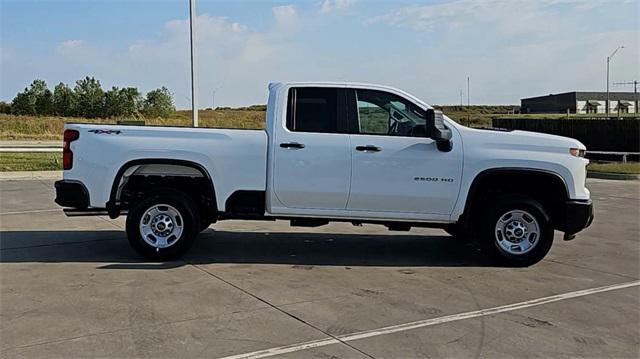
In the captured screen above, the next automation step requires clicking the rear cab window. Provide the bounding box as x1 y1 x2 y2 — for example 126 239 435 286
286 87 348 134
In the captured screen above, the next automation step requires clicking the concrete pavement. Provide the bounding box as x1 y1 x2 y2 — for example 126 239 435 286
1 178 638 358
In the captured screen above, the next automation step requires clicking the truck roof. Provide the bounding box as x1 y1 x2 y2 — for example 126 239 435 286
268 82 432 109
271 81 400 90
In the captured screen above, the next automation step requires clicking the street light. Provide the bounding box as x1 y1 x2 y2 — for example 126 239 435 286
189 0 198 127
606 45 624 116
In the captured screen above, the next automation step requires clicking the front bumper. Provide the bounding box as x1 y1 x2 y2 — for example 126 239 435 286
54 180 89 209
562 199 594 235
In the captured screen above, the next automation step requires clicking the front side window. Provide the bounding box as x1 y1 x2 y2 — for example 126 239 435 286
286 87 343 133
355 89 426 137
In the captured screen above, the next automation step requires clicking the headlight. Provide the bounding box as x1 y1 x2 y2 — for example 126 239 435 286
570 148 586 157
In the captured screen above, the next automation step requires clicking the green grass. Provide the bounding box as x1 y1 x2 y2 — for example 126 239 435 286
0 106 521 141
3 106 638 141
0 109 265 141
587 162 640 174
0 152 62 171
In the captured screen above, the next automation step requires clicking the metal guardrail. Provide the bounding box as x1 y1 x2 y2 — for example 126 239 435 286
586 151 639 163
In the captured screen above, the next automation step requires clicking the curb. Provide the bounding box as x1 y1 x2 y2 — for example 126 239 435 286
0 171 61 180
587 171 640 181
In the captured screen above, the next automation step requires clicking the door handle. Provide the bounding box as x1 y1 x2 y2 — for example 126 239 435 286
355 145 381 152
280 142 305 149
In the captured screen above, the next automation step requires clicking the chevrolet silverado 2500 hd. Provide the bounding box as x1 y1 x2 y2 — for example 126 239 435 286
54 82 593 266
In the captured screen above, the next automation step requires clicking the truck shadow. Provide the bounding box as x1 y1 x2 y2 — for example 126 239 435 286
0 229 495 267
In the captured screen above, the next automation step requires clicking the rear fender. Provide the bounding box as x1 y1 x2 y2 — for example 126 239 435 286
106 159 216 218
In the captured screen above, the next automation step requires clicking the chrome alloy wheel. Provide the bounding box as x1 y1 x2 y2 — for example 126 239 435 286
494 209 540 255
139 204 184 249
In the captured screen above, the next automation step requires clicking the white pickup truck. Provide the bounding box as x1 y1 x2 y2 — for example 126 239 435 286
55 82 593 266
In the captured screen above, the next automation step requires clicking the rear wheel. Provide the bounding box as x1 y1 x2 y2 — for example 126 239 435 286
481 195 554 267
126 189 200 260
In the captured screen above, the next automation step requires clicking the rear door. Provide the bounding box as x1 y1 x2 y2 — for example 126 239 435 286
271 87 352 210
346 88 463 216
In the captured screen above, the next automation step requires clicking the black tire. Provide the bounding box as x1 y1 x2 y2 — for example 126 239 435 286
126 188 200 261
480 195 554 267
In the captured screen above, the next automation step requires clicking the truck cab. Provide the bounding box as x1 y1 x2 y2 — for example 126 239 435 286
55 82 593 266
266 83 462 222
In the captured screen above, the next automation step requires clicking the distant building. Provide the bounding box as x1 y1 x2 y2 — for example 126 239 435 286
521 92 637 114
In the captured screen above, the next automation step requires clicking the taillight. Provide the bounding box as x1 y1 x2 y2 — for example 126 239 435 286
63 129 79 170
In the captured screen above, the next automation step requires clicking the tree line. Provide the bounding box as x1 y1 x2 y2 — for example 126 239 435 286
0 77 175 118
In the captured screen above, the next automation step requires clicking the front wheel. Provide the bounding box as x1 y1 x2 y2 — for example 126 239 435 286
481 195 554 267
126 189 200 261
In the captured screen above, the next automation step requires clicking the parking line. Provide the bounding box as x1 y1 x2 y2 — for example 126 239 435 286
218 280 640 359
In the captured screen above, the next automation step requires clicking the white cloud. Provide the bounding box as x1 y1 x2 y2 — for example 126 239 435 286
26 13 292 107
3 1 638 107
368 0 636 34
320 0 356 14
272 5 297 25
362 0 639 104
56 40 86 53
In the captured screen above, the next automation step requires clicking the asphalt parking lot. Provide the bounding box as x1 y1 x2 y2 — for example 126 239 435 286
1 177 639 358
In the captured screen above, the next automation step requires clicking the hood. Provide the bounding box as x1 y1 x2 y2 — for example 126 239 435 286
461 126 586 154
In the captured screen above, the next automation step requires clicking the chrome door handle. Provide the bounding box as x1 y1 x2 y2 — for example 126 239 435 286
280 142 305 149
355 145 381 152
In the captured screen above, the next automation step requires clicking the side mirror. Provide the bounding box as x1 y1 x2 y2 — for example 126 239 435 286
426 109 453 152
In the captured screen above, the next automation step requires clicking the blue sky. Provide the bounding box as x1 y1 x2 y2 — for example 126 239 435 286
1 0 638 108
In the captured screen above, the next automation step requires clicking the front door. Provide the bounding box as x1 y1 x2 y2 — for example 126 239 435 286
272 87 352 210
346 89 463 216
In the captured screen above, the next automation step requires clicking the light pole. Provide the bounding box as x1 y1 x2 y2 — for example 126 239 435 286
189 0 198 127
606 45 624 116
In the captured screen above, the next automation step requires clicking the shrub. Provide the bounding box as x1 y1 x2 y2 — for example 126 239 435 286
11 88 36 115
73 77 105 118
0 101 11 114
53 82 76 117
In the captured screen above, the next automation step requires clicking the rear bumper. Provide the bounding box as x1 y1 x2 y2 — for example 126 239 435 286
562 199 594 235
54 180 89 209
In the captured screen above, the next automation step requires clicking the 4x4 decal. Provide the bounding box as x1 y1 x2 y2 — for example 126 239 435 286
88 129 121 135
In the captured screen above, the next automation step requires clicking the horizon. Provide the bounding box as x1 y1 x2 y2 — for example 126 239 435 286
2 76 637 109
2 0 639 108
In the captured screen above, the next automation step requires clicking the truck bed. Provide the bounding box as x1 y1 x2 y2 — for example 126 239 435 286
63 123 268 210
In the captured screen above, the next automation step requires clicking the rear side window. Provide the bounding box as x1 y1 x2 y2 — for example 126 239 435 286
286 88 345 133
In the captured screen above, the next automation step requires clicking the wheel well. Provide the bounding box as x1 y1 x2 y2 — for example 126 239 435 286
461 169 569 230
225 190 265 215
108 160 217 222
